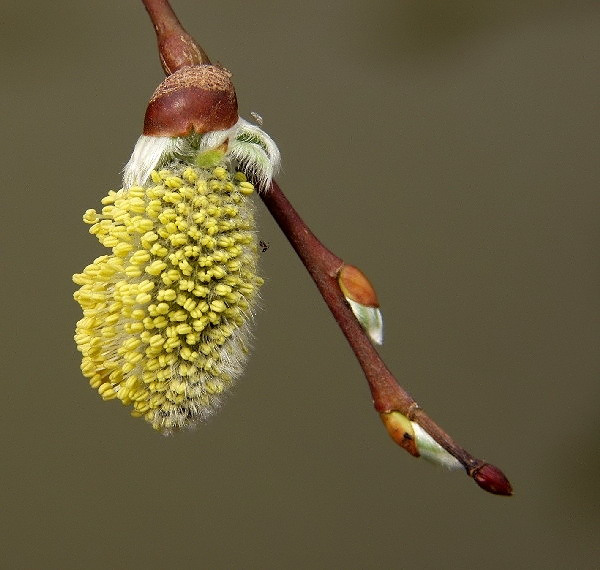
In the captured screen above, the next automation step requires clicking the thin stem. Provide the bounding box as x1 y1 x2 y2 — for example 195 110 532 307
138 0 512 496
262 183 484 472
142 0 211 73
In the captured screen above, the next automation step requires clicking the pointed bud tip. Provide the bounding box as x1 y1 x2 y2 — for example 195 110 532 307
472 463 513 496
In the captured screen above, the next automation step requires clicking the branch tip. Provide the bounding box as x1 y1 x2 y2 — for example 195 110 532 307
472 463 513 496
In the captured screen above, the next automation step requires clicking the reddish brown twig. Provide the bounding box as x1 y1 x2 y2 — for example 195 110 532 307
143 0 211 73
139 0 512 496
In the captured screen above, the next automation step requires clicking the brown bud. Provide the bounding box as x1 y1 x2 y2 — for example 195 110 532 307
472 463 513 496
338 264 379 307
143 65 238 137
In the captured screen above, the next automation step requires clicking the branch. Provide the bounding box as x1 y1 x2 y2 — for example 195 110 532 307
139 0 512 496
143 0 211 73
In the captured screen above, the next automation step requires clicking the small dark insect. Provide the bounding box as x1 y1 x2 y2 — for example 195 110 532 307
259 240 270 252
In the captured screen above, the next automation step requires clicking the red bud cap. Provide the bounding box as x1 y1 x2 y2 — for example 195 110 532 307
472 463 513 496
143 65 238 137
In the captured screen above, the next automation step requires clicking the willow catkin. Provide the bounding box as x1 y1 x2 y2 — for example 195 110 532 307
73 155 262 433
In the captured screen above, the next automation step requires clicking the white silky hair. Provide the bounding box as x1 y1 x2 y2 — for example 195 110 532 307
122 117 281 191
222 118 281 191
411 422 463 470
346 299 383 345
123 135 183 189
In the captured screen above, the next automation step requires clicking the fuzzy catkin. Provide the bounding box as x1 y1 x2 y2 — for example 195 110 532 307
73 159 263 433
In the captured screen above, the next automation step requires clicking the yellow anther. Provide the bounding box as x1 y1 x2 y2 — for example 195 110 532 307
98 383 117 400
130 250 151 265
128 197 146 213
135 403 150 414
149 334 165 348
164 337 180 350
225 292 240 304
108 367 122 381
145 260 167 276
169 309 188 322
192 317 208 332
176 203 190 216
141 231 158 247
161 269 180 285
135 218 154 233
178 259 193 276
86 373 102 388
186 332 199 345
210 300 227 312
73 160 265 432
101 191 118 204
163 289 178 301
165 176 183 189
124 265 143 278
83 209 98 224
154 302 169 315
192 285 209 297
214 284 232 296
113 242 133 257
169 233 188 247
238 181 255 195
72 273 92 286
150 243 168 257
125 351 144 365
135 293 152 305
211 266 227 279
165 325 178 338
175 323 192 335
182 167 198 182
213 166 228 180
138 280 154 293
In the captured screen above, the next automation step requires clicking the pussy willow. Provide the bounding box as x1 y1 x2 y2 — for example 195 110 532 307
73 121 280 433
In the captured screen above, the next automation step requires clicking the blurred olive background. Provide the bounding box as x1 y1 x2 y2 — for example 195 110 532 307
1 1 598 568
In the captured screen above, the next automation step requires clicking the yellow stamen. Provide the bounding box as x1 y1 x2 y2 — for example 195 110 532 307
73 163 262 433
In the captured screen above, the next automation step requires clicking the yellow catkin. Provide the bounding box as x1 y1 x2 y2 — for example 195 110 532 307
73 163 262 433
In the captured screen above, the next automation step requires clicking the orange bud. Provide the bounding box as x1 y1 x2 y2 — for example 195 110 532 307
380 411 420 457
338 264 379 307
339 264 383 344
